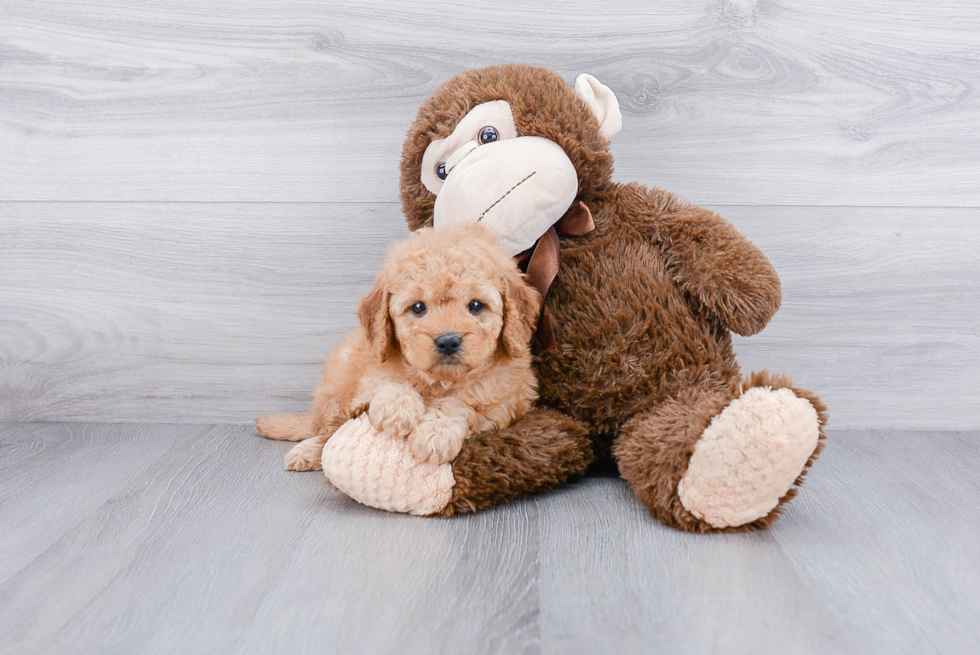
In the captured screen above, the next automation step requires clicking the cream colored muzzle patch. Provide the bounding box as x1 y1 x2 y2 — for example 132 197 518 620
321 415 455 516
433 136 578 256
678 387 820 528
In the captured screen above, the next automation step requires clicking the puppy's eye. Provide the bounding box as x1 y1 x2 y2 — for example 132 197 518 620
478 126 498 145
467 300 484 314
435 162 448 180
410 301 427 316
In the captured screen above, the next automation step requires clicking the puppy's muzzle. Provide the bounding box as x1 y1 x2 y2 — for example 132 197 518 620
434 333 462 358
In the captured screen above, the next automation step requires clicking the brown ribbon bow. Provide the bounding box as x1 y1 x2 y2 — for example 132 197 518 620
514 200 595 351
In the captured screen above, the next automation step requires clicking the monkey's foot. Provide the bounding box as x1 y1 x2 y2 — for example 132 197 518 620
322 416 455 516
677 387 821 528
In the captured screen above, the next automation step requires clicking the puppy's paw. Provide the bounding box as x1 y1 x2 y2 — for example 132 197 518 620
408 412 468 465
368 386 425 439
284 442 323 472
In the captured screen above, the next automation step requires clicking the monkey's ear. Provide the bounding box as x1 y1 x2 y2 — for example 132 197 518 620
357 282 395 361
575 73 623 140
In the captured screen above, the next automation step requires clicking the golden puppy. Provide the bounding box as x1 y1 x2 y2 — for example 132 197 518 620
256 224 541 472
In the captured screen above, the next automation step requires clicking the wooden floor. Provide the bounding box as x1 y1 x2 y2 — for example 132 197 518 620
1 424 977 654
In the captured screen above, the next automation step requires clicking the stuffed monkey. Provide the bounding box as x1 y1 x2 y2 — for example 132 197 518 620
393 64 827 532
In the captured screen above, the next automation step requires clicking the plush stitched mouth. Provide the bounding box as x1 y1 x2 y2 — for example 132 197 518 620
478 171 537 222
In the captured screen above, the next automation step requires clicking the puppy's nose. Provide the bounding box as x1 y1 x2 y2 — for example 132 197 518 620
434 333 462 356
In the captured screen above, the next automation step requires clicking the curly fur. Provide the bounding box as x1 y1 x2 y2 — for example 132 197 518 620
256 224 541 473
434 407 594 517
398 64 827 530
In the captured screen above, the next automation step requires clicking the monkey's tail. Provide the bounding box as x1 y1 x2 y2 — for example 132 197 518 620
255 412 314 442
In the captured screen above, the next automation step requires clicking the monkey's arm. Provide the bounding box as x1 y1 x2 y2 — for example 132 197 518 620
626 184 782 336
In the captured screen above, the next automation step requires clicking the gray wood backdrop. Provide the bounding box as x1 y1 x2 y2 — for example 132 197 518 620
1 0 978 429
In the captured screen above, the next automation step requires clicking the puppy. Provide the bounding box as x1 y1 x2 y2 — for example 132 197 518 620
256 224 541 472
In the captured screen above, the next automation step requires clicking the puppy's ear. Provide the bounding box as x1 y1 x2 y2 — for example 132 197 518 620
501 269 541 358
357 280 395 361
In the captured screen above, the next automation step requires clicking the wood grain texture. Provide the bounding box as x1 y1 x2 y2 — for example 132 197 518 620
0 202 409 423
2 203 977 428
772 430 980 654
2 0 979 205
725 205 980 431
537 429 980 655
538 481 860 655
0 422 211 581
0 423 539 655
1 424 978 654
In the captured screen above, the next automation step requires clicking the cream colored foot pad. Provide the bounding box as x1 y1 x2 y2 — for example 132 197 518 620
321 415 454 516
678 388 820 528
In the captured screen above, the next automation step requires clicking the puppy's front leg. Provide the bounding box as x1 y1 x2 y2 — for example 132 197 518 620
409 398 474 465
366 382 425 439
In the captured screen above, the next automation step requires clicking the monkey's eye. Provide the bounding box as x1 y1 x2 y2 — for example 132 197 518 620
478 126 499 145
467 300 484 314
410 301 427 316
435 162 448 181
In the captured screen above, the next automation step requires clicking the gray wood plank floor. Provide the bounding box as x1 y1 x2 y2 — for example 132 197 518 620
2 424 978 655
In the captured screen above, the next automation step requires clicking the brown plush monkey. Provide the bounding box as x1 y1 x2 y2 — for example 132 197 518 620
397 64 827 532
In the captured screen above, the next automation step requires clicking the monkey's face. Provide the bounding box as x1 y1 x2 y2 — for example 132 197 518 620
420 101 579 256
407 68 622 256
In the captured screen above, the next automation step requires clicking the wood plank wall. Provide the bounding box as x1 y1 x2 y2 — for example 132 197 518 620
2 0 978 428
